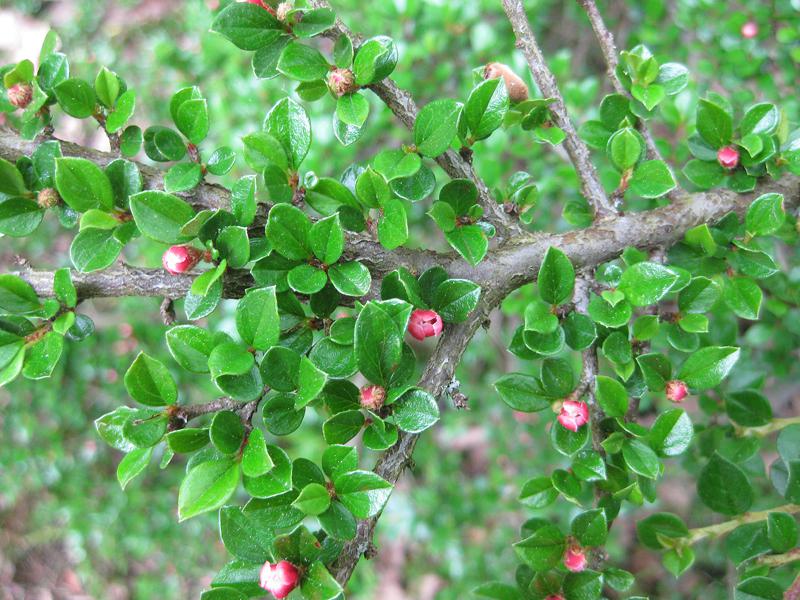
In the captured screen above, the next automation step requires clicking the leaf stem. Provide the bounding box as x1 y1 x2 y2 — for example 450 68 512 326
686 504 800 544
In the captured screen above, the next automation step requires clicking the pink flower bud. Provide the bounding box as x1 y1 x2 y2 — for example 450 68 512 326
7 83 33 110
408 309 444 341
241 0 267 6
665 379 689 403
741 21 758 39
360 384 386 411
162 245 203 275
545 596 565 600
259 560 300 599
557 400 589 432
327 68 357 97
717 146 739 169
276 1 293 21
564 545 587 572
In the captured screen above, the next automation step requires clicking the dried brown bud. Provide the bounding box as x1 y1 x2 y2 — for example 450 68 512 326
483 62 529 103
36 188 60 209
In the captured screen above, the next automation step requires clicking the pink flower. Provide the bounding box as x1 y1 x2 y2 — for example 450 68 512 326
162 245 203 275
557 400 589 432
408 309 444 341
360 384 386 411
665 380 689 403
7 83 33 110
741 21 758 39
259 560 300 599
545 596 565 600
717 146 739 169
564 546 587 572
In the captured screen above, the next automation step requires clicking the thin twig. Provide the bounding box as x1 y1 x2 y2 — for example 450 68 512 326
501 0 616 218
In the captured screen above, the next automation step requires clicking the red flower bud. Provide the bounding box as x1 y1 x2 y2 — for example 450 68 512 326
408 309 444 341
741 21 758 39
717 146 739 169
7 83 33 110
564 545 587 572
162 245 203 275
545 596 565 600
259 560 300 599
557 400 589 432
665 380 689 403
360 384 386 411
327 68 357 97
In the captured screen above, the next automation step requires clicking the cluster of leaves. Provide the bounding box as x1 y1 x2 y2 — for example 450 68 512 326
482 190 799 596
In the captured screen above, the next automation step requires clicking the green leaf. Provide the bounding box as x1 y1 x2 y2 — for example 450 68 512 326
595 375 629 418
94 66 119 108
377 198 408 250
329 261 371 297
352 36 397 85
767 512 798 553
618 262 677 306
167 428 210 453
310 214 344 265
636 512 689 549
117 447 152 490
514 524 565 571
264 97 311 170
218 506 273 564
106 90 135 133
322 410 364 444
571 509 608 547
336 92 369 128
265 203 311 261
648 409 693 457
724 278 762 320
678 346 740 390
445 225 488 266
175 98 209 144
0 157 27 196
69 227 122 272
54 78 96 118
629 160 676 198
211 2 282 51
493 373 551 412
432 279 480 323
414 98 461 158
210 411 246 455
164 163 203 193
300 561 343 600
292 483 331 516
622 438 660 479
696 98 732 148
745 193 784 237
726 390 772 427
236 287 279 351
683 158 725 189
333 470 392 519
735 577 784 600
124 352 177 407
241 428 274 478
464 78 509 141
538 247 575 305
178 458 240 521
143 126 186 162
277 41 330 82
0 198 44 237
392 388 439 433
740 103 780 136
129 190 194 243
55 157 114 212
608 128 642 170
698 452 754 515
354 302 403 385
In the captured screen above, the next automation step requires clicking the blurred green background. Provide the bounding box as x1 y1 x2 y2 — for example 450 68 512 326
1 1 799 598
